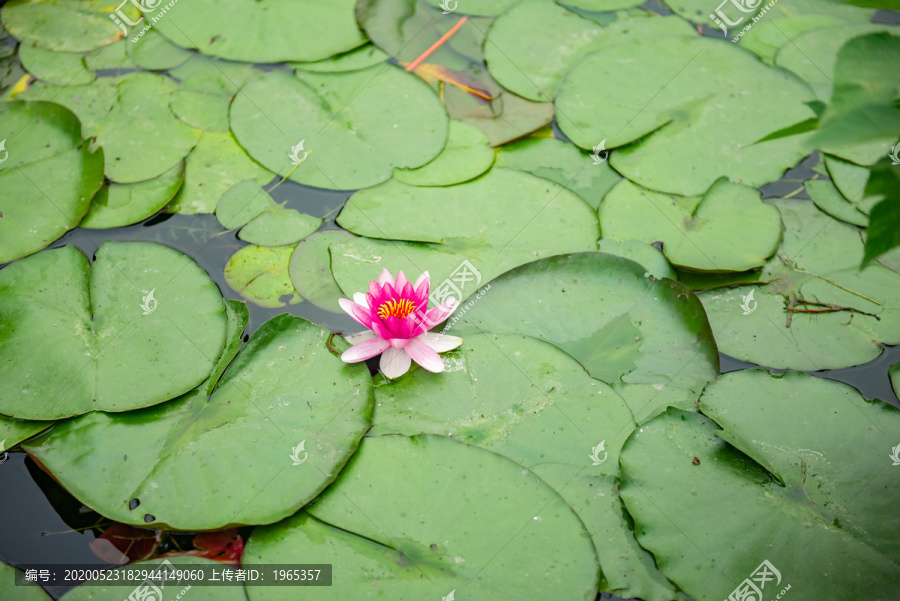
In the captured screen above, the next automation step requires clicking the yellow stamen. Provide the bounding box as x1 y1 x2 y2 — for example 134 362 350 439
377 298 416 320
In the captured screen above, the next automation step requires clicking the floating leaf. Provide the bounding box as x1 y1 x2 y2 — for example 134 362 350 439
24 314 373 530
393 120 495 186
0 561 51 601
620 371 900 601
290 43 389 73
0 415 52 452
22 73 201 183
205 299 249 396
230 67 448 190
369 333 682 601
1 0 129 53
0 100 104 263
246 434 599 600
599 179 783 272
805 179 869 226
0 242 227 419
453 252 718 423
126 29 192 70
145 0 366 63
288 228 359 313
224 245 302 308
80 162 184 229
18 43 95 85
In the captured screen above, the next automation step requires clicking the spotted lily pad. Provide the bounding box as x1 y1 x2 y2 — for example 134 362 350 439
453 252 719 423
230 66 448 190
620 371 900 601
0 100 104 263
145 0 367 63
245 433 600 600
599 179 783 272
23 314 373 530
1 0 131 53
369 333 683 601
21 72 202 183
224 245 302 308
0 242 227 420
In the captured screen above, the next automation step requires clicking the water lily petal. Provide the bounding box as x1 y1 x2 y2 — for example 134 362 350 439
353 292 369 308
424 298 458 327
343 330 377 345
341 336 390 363
339 298 375 329
421 332 464 353
370 320 394 342
406 337 444 373
395 270 410 293
388 338 411 349
380 346 411 379
414 271 430 305
377 268 395 286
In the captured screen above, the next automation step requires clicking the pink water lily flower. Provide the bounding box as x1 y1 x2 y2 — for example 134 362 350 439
339 269 463 379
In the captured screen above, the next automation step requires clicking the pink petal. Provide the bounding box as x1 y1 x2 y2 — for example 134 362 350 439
406 338 444 373
339 298 375 329
370 321 394 342
421 332 463 353
343 330 377 345
414 272 430 305
353 292 369 308
424 298 458 327
388 338 410 349
395 270 410 292
378 269 395 286
414 271 430 289
341 337 390 363
380 346 411 379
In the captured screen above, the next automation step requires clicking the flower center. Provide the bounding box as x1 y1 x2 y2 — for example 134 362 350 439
377 298 416 320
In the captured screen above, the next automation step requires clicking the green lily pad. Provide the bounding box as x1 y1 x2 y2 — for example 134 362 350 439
698 199 900 369
620 371 900 601
246 433 599 600
459 92 555 146
1 0 130 53
0 561 51 601
290 43 389 73
166 132 273 214
494 136 621 210
216 180 322 247
596 239 677 280
485 2 693 102
230 66 448 190
369 333 683 601
1 416 52 451
805 179 869 226
0 242 227 420
453 252 719 423
562 0 644 9
84 40 136 70
206 299 249 396
338 167 597 246
224 245 302 308
555 36 817 195
0 100 104 263
18 43 95 85
126 28 192 70
21 72 202 183
393 120 494 186
24 314 373 530
169 89 230 132
599 179 783 272
80 162 184 229
60 558 247 601
169 56 263 133
824 154 875 211
288 229 359 313
145 0 366 63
